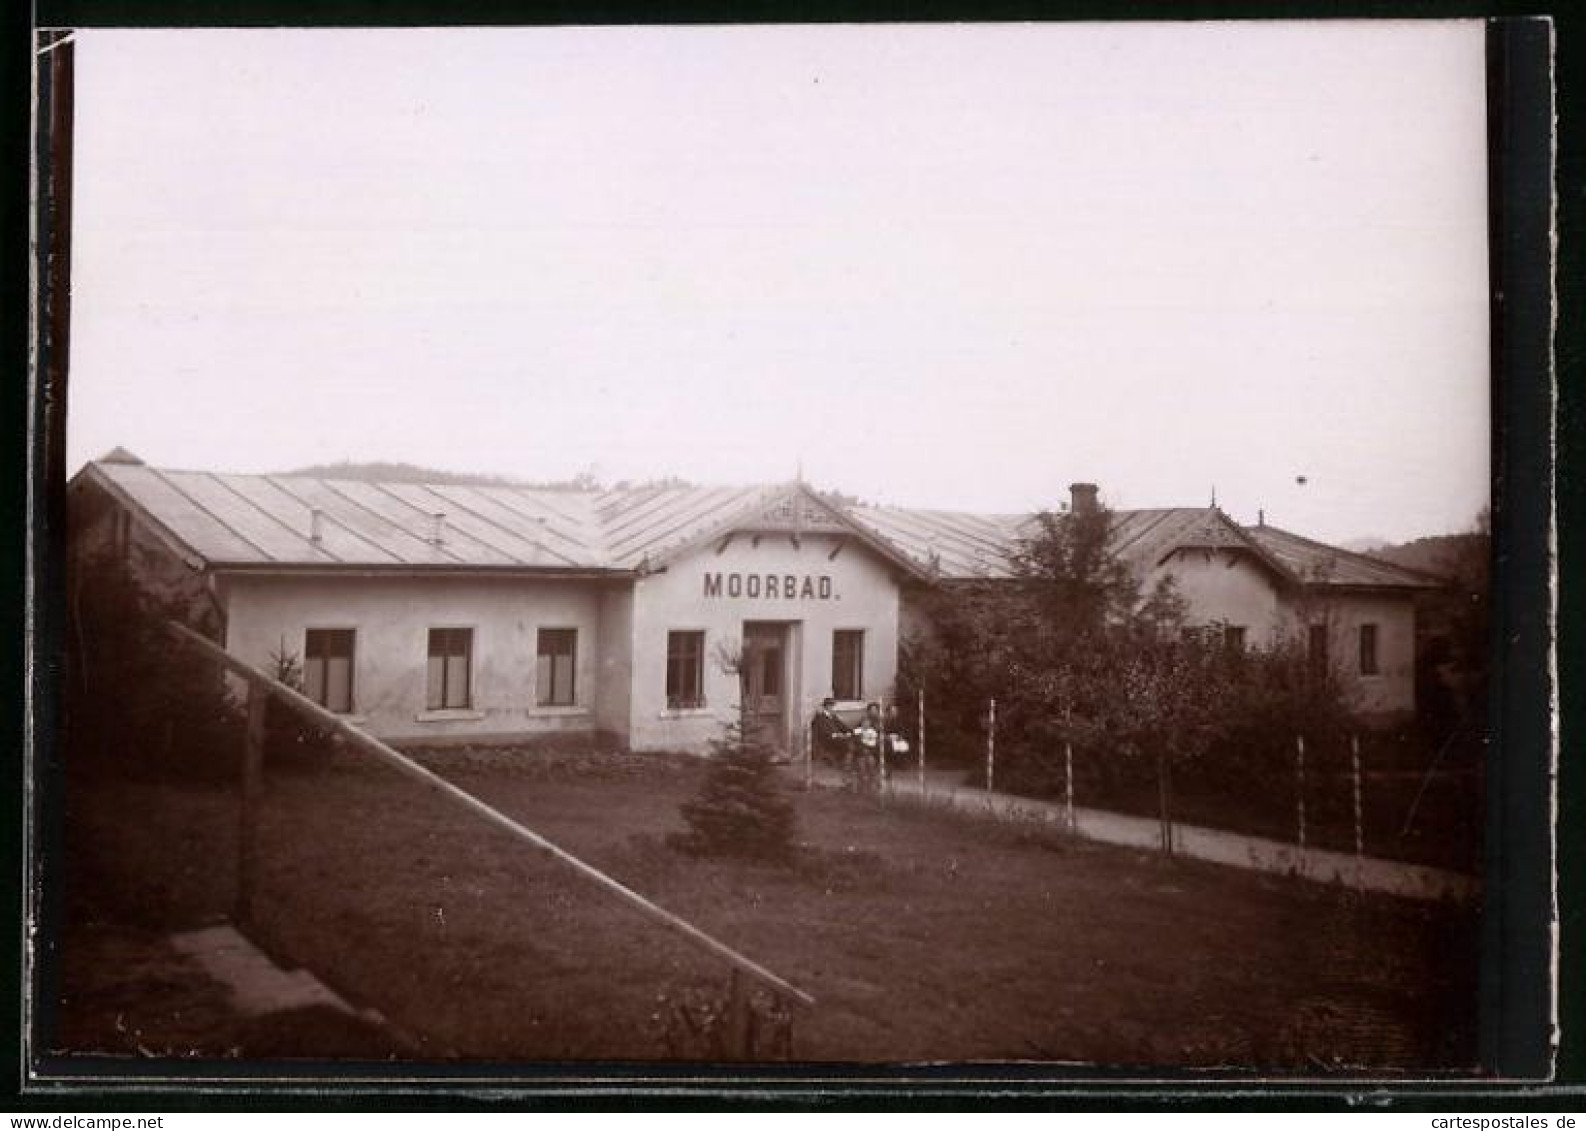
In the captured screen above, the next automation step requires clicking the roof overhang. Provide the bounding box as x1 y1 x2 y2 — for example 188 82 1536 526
210 563 637 582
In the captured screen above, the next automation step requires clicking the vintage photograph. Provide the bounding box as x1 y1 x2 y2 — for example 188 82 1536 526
43 21 1496 1071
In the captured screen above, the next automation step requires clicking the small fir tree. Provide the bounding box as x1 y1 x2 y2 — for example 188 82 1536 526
671 642 798 862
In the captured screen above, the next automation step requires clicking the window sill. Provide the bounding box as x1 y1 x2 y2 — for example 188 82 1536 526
528 705 589 718
657 707 714 720
416 708 486 723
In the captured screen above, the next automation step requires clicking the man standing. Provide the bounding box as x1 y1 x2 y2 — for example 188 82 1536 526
811 697 852 773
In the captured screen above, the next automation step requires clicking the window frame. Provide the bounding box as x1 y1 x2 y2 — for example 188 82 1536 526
832 628 865 701
1358 622 1380 676
426 626 475 711
666 629 707 710
303 626 357 714
536 627 579 707
1308 623 1330 674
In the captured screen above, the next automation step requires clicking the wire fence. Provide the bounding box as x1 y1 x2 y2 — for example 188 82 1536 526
815 691 1482 876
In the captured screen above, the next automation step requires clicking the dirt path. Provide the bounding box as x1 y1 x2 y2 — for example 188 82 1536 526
805 765 1478 902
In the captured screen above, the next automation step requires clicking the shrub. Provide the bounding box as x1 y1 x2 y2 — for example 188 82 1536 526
63 549 242 783
671 718 798 863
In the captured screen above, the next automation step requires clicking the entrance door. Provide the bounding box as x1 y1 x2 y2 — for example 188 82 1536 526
741 622 789 754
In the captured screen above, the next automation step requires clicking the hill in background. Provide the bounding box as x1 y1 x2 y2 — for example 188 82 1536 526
1367 532 1486 580
279 461 606 493
278 461 869 505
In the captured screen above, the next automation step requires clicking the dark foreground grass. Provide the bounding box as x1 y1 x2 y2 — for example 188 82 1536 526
55 746 1480 1070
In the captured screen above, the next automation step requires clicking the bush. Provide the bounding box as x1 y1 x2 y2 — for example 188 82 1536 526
671 719 798 863
63 550 242 783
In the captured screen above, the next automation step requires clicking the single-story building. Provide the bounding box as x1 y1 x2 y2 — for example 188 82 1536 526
67 450 1440 755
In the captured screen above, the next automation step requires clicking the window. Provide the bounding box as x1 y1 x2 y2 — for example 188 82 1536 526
1308 624 1329 674
426 627 473 710
1359 623 1380 675
304 629 355 713
667 631 705 709
537 628 577 706
1223 624 1247 653
832 630 864 700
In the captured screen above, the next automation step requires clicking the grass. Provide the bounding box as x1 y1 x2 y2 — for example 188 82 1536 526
55 744 1481 1069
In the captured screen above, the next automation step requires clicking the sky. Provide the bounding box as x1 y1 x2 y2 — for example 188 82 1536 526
65 22 1492 545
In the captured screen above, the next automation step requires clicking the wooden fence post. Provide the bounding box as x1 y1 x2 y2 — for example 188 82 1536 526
917 689 926 794
1064 741 1076 832
1295 734 1308 855
804 697 814 792
986 698 997 795
1157 750 1174 855
1351 732 1365 882
237 682 267 925
878 699 890 799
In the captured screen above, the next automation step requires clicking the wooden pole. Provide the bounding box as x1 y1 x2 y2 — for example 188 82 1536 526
1351 732 1365 877
804 697 814 792
1064 741 1075 832
236 682 266 926
1295 734 1308 854
986 697 997 794
1157 750 1173 855
166 621 816 1009
916 689 926 794
878 698 890 797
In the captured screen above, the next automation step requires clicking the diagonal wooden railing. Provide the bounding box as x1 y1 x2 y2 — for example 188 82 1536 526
165 620 816 1030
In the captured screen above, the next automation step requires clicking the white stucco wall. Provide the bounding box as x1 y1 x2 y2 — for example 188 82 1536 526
1148 550 1416 714
1146 548 1285 647
222 573 608 742
626 532 903 754
1282 590 1418 715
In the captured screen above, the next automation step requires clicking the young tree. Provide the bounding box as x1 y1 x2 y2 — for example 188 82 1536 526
672 642 798 862
1010 503 1140 643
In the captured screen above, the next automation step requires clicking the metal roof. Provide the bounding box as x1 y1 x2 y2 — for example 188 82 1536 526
80 461 929 579
1241 524 1444 589
79 458 1438 591
849 503 1439 591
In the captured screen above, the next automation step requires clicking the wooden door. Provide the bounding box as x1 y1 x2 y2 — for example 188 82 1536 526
741 622 788 753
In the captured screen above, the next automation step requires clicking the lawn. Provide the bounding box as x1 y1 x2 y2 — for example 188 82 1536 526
54 744 1481 1070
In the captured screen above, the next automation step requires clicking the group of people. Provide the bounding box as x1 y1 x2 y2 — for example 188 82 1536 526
810 698 910 793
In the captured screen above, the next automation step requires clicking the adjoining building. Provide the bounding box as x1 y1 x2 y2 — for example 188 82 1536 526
67 452 1441 756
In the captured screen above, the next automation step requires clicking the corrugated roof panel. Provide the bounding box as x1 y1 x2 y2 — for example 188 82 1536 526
216 474 403 564
163 471 334 564
606 485 771 565
426 486 599 567
850 506 1022 579
371 482 531 566
282 478 468 566
1242 526 1438 588
96 463 266 563
393 484 578 567
494 489 605 550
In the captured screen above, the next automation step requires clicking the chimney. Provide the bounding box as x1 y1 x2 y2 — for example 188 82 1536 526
309 508 325 544
429 512 447 545
1069 482 1099 515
